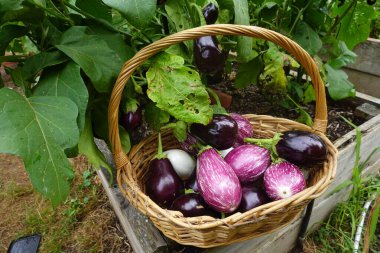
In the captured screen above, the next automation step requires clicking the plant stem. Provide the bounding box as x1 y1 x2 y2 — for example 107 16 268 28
0 55 28 63
206 88 222 108
29 0 74 25
289 0 313 35
326 0 357 36
156 132 165 159
63 1 133 38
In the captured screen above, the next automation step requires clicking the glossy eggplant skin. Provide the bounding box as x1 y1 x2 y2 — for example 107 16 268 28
145 158 184 208
170 193 219 217
190 114 238 150
121 107 142 131
194 36 226 75
276 130 327 167
202 2 218 25
237 186 270 213
184 170 198 192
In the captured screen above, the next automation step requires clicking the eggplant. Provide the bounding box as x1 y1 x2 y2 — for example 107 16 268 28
194 36 226 75
202 2 218 25
121 107 142 131
197 148 242 213
190 114 238 150
145 158 184 208
237 186 270 213
180 133 199 156
225 144 271 182
264 161 306 200
170 193 219 217
163 149 195 180
367 0 376 5
276 130 327 167
229 113 254 147
185 170 198 192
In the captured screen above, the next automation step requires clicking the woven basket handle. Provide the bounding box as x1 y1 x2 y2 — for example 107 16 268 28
108 24 328 167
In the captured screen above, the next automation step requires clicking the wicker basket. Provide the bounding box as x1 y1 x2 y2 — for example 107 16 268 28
108 24 338 248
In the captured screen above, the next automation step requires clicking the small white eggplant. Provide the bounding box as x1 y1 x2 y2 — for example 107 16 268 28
163 149 196 180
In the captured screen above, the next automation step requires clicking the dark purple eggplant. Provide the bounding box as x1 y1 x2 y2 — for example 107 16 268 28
185 170 198 192
170 193 219 217
121 107 142 131
237 186 270 212
190 114 238 150
276 130 327 167
367 0 376 5
194 36 227 75
202 2 218 25
145 158 184 208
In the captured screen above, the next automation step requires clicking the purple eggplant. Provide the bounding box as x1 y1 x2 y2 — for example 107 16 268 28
170 193 219 217
180 134 199 156
237 186 270 213
121 107 142 131
264 161 306 201
185 170 198 192
229 113 254 147
145 158 184 208
276 130 327 167
225 144 271 182
190 114 238 150
197 148 242 213
194 36 227 75
202 2 218 25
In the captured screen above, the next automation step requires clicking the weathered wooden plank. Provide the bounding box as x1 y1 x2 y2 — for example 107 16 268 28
95 139 168 253
346 38 380 77
344 68 380 98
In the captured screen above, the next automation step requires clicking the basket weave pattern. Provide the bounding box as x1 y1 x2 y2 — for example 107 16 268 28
108 25 338 248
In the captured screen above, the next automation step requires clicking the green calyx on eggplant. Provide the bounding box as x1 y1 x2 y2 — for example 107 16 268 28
190 114 238 150
245 130 327 167
202 2 218 25
194 36 227 76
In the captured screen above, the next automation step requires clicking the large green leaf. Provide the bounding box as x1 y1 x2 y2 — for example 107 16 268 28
76 0 112 22
0 88 79 205
33 62 89 132
328 41 357 69
1 5 45 24
293 21 322 56
232 0 253 63
259 46 287 91
146 53 212 125
55 26 123 93
325 64 356 100
78 114 112 172
0 25 28 56
102 0 156 28
144 102 170 131
23 51 69 77
0 0 23 13
332 2 377 50
235 57 263 88
165 0 194 52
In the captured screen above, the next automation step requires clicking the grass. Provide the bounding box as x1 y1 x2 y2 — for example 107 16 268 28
304 118 380 253
0 154 132 253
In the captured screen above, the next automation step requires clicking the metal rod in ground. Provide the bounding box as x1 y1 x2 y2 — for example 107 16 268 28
294 199 315 252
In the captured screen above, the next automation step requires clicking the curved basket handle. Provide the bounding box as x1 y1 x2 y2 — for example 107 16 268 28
108 24 328 167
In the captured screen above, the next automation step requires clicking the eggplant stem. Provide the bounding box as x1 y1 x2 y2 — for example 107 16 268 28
155 132 166 159
245 133 282 162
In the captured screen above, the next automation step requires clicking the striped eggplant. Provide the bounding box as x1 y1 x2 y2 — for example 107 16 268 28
229 113 253 147
264 161 306 200
224 144 271 182
197 148 242 213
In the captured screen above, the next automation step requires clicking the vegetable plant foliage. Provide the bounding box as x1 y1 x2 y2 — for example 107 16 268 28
0 0 378 205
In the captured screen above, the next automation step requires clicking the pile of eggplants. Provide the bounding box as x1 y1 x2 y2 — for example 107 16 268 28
144 112 328 218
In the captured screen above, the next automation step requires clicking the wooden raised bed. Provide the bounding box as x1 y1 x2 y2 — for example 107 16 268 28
95 91 380 253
